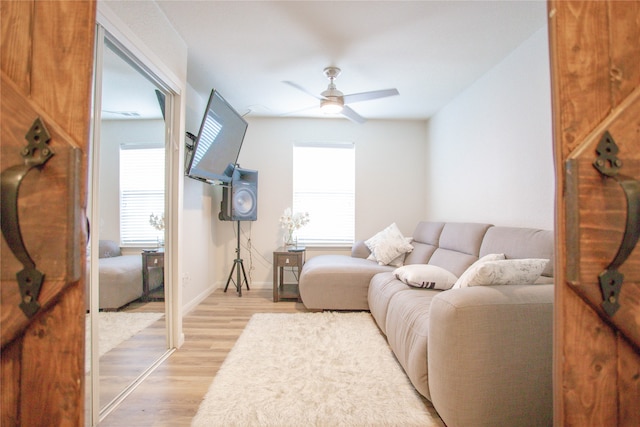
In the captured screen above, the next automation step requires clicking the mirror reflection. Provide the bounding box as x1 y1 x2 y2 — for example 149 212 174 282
86 35 169 421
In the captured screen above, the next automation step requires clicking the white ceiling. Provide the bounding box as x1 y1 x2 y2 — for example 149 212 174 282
105 1 548 122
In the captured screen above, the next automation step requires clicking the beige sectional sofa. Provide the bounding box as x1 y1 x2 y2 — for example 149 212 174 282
298 221 554 427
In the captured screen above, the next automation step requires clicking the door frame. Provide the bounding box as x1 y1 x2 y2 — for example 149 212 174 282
87 4 185 424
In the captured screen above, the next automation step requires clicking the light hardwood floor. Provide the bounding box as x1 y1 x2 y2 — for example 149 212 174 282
99 288 308 426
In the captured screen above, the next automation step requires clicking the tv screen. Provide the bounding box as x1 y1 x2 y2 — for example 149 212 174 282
185 89 248 184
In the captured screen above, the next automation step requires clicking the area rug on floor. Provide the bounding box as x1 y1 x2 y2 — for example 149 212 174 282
86 312 165 358
192 312 443 427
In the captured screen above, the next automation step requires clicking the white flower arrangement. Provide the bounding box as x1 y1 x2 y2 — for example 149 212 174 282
149 213 165 231
279 207 310 245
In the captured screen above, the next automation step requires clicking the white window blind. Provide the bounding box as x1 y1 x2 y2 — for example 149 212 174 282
119 145 165 246
293 142 355 246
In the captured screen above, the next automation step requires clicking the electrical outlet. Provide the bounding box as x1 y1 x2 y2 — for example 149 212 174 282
182 272 190 287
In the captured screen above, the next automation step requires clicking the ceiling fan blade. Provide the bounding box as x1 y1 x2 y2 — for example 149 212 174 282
343 88 399 104
279 104 318 116
341 106 366 124
283 81 324 100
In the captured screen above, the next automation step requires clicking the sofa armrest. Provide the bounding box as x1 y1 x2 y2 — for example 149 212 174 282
427 284 553 427
351 240 371 259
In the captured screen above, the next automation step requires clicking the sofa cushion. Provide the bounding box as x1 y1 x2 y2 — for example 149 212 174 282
438 222 492 255
365 223 414 266
455 258 549 287
428 285 554 427
411 221 445 246
403 222 445 265
384 288 441 400
403 243 437 265
299 255 393 310
480 227 554 277
394 265 457 290
427 223 493 276
368 272 410 336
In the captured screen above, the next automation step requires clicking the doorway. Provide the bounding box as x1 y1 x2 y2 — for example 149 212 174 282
86 25 174 425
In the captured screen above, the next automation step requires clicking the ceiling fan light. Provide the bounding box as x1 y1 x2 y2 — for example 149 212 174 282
320 98 344 114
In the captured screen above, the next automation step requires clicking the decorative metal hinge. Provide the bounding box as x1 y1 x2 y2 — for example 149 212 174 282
593 131 640 317
0 117 54 318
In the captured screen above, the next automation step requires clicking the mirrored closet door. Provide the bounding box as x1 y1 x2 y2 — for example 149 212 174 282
87 26 173 425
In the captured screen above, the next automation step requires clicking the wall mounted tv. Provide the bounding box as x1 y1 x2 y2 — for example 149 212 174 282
185 89 248 184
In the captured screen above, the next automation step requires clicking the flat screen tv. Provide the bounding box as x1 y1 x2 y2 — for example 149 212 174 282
185 89 248 184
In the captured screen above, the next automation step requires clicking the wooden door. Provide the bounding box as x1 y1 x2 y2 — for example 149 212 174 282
1 1 96 425
549 1 640 425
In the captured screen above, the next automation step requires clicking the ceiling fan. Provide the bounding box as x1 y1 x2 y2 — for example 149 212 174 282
283 67 399 124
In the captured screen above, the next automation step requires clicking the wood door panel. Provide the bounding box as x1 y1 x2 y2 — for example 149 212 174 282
30 1 95 149
0 0 32 94
562 289 618 427
550 1 640 424
0 339 21 426
1 74 84 348
610 1 640 106
1 1 95 424
549 1 611 157
19 282 84 426
619 337 640 427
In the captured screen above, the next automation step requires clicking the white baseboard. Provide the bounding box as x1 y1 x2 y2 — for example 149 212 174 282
182 284 216 315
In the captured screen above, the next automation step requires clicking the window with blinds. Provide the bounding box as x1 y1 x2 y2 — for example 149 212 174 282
119 144 165 246
293 142 355 246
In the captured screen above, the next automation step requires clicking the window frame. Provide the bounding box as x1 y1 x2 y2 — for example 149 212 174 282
119 143 166 247
292 141 355 247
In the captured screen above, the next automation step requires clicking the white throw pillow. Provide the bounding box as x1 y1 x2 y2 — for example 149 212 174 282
394 265 458 290
453 253 506 289
367 237 412 267
365 223 414 266
456 258 549 287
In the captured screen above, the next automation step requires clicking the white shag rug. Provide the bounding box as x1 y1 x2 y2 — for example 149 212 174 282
192 312 443 427
86 312 164 358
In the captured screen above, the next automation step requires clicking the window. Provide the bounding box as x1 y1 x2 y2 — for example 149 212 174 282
293 142 355 246
119 144 165 246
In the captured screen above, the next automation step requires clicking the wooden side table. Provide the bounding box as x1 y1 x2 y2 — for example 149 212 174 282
142 250 164 299
273 247 305 302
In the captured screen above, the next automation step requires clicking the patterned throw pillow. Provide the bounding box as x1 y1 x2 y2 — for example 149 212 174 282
394 264 458 290
365 223 414 266
452 253 505 289
455 258 549 287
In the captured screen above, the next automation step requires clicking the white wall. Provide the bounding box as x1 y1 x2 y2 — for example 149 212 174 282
210 118 428 288
425 27 554 230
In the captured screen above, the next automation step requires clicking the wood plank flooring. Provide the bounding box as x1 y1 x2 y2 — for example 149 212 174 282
99 288 307 426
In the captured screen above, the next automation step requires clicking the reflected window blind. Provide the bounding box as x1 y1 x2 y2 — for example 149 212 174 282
293 142 355 246
119 145 165 246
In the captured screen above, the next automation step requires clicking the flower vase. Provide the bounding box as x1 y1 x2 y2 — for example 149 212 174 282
284 230 296 248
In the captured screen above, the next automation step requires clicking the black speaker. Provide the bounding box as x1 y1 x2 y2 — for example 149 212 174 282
219 167 258 221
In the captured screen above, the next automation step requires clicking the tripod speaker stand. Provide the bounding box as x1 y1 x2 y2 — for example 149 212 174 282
224 221 250 296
